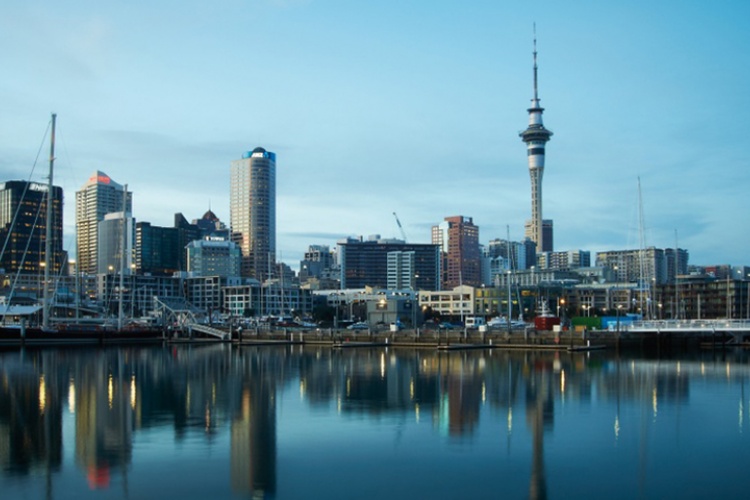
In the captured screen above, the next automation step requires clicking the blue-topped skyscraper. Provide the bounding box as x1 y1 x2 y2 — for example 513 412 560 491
230 147 276 280
520 32 553 253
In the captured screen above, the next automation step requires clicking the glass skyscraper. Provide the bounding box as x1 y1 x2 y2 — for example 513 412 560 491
230 147 276 281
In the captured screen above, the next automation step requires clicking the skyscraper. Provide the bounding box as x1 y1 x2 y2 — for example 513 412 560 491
230 147 276 281
75 171 131 275
0 180 64 275
520 33 553 253
97 211 135 275
432 216 480 289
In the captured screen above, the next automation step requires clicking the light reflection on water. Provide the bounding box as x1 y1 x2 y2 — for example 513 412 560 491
0 344 749 499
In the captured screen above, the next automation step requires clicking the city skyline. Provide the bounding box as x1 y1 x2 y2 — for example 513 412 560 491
1 1 749 268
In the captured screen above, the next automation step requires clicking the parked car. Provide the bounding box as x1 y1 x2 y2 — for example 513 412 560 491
347 322 369 330
438 322 454 330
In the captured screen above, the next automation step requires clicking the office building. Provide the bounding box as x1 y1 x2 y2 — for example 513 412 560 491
595 247 688 285
524 219 554 253
338 236 440 290
537 250 591 271
230 147 276 281
187 238 241 278
76 171 131 275
135 222 180 276
432 216 480 288
97 212 135 275
299 245 335 283
0 180 63 275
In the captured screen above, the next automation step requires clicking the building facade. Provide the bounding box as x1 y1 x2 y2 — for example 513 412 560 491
135 222 180 276
76 171 131 275
338 236 440 291
186 238 241 278
595 247 688 285
230 147 276 281
0 180 64 275
97 212 135 275
432 216 480 289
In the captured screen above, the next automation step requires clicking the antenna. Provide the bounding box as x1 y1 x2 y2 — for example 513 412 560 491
533 23 539 102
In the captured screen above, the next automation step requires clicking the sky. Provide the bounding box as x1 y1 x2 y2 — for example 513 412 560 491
1 0 749 270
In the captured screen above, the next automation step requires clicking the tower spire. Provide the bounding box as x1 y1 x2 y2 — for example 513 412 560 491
533 23 539 103
520 25 553 253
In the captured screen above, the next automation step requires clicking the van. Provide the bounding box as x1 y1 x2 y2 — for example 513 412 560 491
465 317 486 328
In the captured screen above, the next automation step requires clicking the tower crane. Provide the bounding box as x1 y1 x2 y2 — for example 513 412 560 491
392 212 408 242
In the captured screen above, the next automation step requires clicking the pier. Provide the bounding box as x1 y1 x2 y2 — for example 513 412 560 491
626 319 750 344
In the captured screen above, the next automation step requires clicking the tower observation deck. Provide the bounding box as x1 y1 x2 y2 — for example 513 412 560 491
520 32 553 252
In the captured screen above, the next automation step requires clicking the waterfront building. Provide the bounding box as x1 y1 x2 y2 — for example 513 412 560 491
230 147 276 281
186 238 241 278
519 33 553 253
595 247 688 285
432 216 480 289
222 280 261 318
76 171 131 275
418 285 475 321
97 211 135 275
0 180 64 275
135 222 180 276
338 236 440 291
659 274 750 320
97 273 182 317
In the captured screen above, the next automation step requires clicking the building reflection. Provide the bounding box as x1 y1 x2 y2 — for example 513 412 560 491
230 350 277 498
0 344 749 497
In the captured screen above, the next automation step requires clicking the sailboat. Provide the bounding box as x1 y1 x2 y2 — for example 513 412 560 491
0 114 164 345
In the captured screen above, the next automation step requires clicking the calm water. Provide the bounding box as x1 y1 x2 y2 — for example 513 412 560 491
1 343 748 499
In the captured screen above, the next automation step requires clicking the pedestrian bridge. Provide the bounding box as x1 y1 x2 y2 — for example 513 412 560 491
626 319 750 343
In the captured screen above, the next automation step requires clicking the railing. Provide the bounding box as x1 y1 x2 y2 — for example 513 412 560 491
627 319 750 332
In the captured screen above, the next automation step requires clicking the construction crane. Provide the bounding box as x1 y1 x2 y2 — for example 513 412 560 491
393 212 408 242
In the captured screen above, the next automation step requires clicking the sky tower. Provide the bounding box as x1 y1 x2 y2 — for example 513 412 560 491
520 30 553 252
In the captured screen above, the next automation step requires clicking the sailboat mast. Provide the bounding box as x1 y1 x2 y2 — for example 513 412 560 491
117 184 128 330
42 113 56 330
507 225 512 336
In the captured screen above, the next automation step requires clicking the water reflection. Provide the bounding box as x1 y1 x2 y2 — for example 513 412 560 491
1 345 749 498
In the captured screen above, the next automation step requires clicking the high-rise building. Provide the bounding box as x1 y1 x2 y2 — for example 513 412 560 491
520 34 553 253
135 222 180 276
0 180 64 275
338 236 440 290
432 216 480 289
230 148 276 281
75 171 131 275
97 212 135 275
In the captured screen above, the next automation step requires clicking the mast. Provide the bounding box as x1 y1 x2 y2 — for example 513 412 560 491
507 225 512 336
117 184 128 330
637 177 648 318
42 113 56 330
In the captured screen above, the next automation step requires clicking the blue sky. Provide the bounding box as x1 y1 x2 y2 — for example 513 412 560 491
1 0 749 269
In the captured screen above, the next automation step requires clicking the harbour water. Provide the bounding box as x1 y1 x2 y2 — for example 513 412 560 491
1 343 748 499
